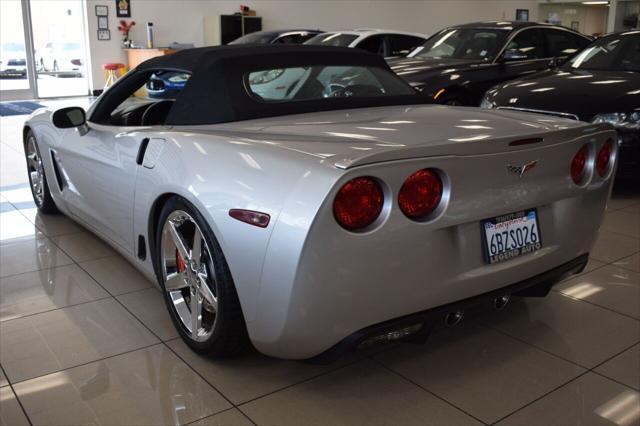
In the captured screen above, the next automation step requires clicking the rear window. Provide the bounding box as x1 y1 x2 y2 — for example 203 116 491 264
245 65 415 102
305 33 358 47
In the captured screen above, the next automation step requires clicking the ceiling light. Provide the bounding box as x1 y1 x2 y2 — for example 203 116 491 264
581 1 609 5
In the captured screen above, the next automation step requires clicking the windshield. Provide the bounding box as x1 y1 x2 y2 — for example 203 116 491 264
229 32 275 45
409 28 509 61
305 33 358 47
245 65 415 102
567 34 640 72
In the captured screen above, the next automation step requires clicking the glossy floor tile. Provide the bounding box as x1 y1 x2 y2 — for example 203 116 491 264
13 345 230 426
0 298 159 382
117 287 178 341
497 373 640 426
80 255 153 295
52 231 116 262
479 292 640 368
590 230 639 264
0 209 41 245
20 207 84 237
167 338 346 405
0 237 73 278
241 359 481 426
0 386 29 426
555 265 640 319
602 211 640 239
615 252 640 273
595 344 640 391
189 409 253 426
375 323 585 424
0 264 110 321
0 367 7 387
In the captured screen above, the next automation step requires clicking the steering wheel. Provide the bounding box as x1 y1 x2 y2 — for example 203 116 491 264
325 83 348 98
141 100 174 126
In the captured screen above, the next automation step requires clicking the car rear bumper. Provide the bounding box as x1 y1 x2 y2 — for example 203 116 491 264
309 253 588 363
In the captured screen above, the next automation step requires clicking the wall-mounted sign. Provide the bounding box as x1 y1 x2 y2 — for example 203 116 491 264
516 9 529 21
95 5 108 16
98 29 111 40
116 0 131 17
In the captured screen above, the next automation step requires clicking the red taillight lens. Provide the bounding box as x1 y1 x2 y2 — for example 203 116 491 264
333 177 384 230
596 139 613 177
398 169 443 219
571 145 589 184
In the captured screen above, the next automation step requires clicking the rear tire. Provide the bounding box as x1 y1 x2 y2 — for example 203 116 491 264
155 196 249 357
25 130 58 214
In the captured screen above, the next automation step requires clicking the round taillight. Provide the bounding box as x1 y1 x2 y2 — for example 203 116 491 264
596 139 613 177
398 169 443 219
571 145 589 185
333 177 384 230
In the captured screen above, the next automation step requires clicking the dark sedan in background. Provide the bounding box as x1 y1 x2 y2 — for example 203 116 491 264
482 30 639 181
229 29 323 45
389 21 591 106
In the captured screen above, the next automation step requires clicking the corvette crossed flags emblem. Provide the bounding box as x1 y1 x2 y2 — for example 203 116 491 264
507 160 538 178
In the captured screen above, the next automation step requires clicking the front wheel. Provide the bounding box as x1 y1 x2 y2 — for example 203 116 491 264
156 196 249 357
25 131 58 214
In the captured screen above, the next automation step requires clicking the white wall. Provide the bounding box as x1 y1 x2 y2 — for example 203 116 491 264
84 0 540 92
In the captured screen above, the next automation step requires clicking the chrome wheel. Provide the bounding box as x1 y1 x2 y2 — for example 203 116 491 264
26 136 44 206
161 210 218 342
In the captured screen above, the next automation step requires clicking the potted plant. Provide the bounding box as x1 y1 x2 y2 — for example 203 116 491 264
118 20 136 47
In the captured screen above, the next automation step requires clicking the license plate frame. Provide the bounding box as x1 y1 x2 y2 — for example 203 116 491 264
480 209 543 265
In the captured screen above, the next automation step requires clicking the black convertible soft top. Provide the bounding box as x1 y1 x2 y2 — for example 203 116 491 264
96 45 430 125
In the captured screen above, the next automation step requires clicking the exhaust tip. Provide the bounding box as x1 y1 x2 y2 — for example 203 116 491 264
444 311 464 327
493 295 511 311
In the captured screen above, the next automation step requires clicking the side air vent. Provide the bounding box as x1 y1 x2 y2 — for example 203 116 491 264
50 150 65 191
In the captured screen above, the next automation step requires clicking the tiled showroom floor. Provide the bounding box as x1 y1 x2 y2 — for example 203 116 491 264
0 100 639 426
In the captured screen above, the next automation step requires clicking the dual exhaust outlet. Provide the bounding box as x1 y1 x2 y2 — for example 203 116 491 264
443 295 510 327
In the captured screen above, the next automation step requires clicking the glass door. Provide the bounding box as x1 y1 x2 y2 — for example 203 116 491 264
0 0 36 101
30 0 90 98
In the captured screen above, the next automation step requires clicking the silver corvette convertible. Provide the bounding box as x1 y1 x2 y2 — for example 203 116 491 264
23 45 616 361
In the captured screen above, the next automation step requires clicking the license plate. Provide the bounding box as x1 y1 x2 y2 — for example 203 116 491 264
481 209 542 264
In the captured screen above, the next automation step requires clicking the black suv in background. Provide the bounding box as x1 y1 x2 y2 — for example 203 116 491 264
388 21 591 106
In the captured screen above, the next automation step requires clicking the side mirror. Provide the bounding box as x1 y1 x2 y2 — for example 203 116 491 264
52 106 86 128
501 49 529 62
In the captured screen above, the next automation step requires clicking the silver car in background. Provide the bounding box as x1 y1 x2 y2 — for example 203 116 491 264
23 45 615 361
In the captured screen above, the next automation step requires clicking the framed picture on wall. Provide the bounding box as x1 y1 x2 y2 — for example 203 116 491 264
571 21 580 31
516 9 529 21
116 0 131 17
97 29 111 40
98 16 109 29
95 5 108 16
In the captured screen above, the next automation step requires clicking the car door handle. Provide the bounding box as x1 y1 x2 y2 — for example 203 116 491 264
136 138 150 165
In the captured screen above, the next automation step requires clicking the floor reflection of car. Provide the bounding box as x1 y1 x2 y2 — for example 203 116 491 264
229 29 324 45
305 29 428 59
388 21 592 106
0 42 27 78
37 42 84 76
146 71 191 99
482 30 640 181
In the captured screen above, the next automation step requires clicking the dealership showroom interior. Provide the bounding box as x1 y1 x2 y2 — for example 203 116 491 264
1 0 640 425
